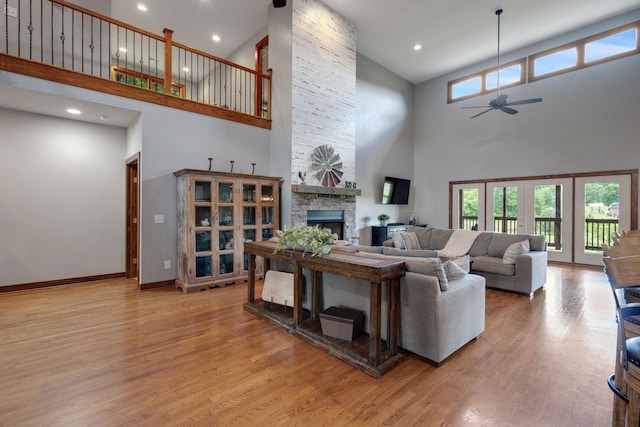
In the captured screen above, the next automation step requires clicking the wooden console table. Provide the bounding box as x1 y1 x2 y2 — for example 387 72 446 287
243 241 406 378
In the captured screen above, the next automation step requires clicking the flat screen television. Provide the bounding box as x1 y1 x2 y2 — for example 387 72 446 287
381 176 410 204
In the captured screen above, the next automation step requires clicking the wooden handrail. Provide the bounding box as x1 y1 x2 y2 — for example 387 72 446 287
2 0 272 128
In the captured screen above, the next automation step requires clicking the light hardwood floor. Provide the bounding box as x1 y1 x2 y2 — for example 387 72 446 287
0 264 617 426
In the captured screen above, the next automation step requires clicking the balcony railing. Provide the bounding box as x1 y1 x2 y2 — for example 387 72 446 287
460 216 619 251
0 0 271 128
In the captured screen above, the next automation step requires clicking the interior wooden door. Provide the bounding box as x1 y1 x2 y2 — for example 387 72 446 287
126 157 139 280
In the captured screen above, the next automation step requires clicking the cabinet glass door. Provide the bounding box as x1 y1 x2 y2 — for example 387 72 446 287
243 184 256 203
219 253 234 275
195 256 212 278
219 206 233 226
218 182 233 203
195 206 211 227
194 181 211 202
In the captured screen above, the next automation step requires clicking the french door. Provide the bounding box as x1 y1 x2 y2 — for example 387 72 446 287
450 171 635 265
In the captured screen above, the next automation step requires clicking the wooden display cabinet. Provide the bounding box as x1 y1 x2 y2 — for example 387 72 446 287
174 169 281 293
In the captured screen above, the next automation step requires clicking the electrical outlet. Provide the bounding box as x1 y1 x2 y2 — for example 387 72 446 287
3 5 18 18
164 260 171 269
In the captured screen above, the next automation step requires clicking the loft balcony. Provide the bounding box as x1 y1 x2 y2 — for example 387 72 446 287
0 0 271 129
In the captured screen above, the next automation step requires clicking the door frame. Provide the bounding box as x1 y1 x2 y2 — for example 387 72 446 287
126 153 140 283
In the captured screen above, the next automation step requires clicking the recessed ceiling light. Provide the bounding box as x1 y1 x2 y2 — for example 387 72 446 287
212 34 221 42
137 4 147 12
414 44 422 51
66 108 81 115
119 47 127 53
183 67 190 72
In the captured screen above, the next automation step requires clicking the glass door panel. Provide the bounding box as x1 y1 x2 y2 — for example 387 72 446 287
243 207 256 225
219 253 234 275
262 228 274 240
262 206 274 225
526 178 572 263
194 181 211 202
261 185 274 202
195 231 211 252
243 184 256 203
218 182 233 203
195 206 211 227
487 182 526 233
219 230 234 250
219 206 233 226
451 184 485 230
195 256 212 278
243 229 256 243
575 175 631 265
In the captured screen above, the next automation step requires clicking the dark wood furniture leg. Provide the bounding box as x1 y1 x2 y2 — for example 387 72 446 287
369 281 382 365
247 253 256 303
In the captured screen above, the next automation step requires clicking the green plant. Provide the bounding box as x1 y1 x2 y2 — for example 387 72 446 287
377 213 390 221
274 224 337 257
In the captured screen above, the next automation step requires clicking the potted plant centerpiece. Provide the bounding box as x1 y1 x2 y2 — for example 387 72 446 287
377 213 390 226
274 224 338 257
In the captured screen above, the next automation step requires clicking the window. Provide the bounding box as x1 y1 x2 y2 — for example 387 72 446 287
585 27 638 63
448 59 525 103
449 20 639 101
530 21 639 82
111 66 185 97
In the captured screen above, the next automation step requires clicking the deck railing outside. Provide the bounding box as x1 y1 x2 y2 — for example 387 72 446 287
460 216 618 251
0 0 271 121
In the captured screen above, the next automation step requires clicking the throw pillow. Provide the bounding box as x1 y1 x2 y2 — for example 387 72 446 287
503 240 530 264
443 260 467 281
392 232 421 250
383 247 438 258
404 226 432 249
439 254 470 273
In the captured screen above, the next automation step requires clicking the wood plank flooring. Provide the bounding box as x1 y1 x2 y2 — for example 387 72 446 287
0 264 617 426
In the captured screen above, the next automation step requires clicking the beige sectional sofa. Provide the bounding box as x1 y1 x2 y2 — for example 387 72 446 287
385 226 548 297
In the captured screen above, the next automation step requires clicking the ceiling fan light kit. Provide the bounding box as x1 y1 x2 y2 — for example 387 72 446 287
463 9 543 118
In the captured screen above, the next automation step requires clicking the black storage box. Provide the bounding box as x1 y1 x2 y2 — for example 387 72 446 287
319 306 365 341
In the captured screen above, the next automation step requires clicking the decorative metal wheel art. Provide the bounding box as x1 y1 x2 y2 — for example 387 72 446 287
310 145 343 187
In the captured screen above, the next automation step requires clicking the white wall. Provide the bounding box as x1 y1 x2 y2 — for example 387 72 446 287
413 10 640 229
355 53 414 243
0 108 126 286
0 72 271 286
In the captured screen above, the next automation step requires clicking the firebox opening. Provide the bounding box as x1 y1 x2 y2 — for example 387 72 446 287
307 210 344 240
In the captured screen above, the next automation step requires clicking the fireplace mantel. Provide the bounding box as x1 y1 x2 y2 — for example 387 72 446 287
291 184 361 197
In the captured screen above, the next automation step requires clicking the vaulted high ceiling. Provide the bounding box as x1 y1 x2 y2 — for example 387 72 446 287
111 0 640 84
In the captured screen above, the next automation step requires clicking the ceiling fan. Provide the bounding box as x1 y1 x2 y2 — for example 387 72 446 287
463 9 542 119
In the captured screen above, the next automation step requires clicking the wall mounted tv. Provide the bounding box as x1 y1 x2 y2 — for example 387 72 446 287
381 176 410 205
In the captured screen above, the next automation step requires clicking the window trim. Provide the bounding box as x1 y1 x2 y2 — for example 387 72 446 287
448 58 525 104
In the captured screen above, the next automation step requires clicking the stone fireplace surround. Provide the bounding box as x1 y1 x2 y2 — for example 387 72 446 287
290 186 359 242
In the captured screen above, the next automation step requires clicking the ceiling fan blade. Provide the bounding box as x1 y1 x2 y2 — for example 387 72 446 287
504 97 543 106
471 108 494 119
500 106 519 115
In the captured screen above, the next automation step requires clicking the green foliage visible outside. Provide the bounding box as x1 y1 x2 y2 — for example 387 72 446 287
460 183 620 250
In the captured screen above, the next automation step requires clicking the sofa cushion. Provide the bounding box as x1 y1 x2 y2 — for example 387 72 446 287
429 228 454 250
471 255 516 276
443 259 467 281
503 240 530 264
392 231 421 250
383 247 438 258
488 233 531 257
404 226 432 249
468 232 493 256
